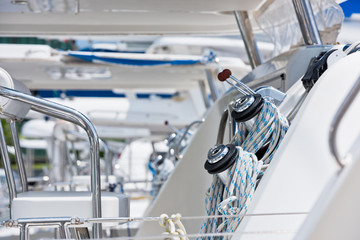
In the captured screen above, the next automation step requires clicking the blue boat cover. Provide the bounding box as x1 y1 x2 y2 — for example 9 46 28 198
68 52 201 66
340 0 360 18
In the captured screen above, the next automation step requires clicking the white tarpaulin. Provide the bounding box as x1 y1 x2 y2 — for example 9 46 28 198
254 0 344 56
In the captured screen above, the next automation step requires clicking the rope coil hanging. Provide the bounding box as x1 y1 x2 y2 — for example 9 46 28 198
159 213 189 240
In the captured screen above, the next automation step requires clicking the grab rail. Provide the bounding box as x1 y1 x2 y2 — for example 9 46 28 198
9 119 28 192
63 129 112 182
0 86 102 238
174 119 204 159
329 75 360 169
292 0 322 45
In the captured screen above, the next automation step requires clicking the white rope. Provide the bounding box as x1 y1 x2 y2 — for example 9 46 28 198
200 100 289 238
159 214 188 240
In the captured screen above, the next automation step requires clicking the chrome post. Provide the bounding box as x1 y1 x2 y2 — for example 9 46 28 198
0 87 102 238
58 223 67 239
19 224 27 240
64 129 111 183
9 119 28 192
16 217 75 240
174 119 204 159
65 224 72 239
205 69 220 102
65 140 78 178
100 139 111 182
234 11 262 69
198 80 211 109
127 138 132 182
216 109 229 145
329 76 360 169
292 0 322 45
0 122 17 202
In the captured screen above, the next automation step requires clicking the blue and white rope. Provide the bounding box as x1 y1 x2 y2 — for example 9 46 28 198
199 100 289 239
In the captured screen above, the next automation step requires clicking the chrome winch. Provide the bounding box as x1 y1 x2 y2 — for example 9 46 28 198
204 144 238 184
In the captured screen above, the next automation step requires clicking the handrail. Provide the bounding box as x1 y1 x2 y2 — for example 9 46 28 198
0 123 17 201
292 0 322 45
234 10 261 69
64 129 112 182
205 69 220 102
17 217 71 240
174 119 204 159
329 75 360 169
9 119 28 192
0 86 102 238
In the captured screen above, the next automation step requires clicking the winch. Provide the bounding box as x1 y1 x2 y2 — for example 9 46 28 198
204 144 238 185
201 68 290 236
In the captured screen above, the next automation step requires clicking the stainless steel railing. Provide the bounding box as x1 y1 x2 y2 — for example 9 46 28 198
329 75 360 169
63 128 112 183
174 119 204 159
9 119 28 192
0 86 102 238
292 0 322 45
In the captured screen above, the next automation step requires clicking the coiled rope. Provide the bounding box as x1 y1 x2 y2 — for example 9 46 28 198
200 100 289 238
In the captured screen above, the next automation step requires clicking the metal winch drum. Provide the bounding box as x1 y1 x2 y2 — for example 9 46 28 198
204 144 238 184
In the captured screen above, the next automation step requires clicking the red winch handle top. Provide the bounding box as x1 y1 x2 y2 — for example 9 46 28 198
217 68 255 95
217 69 232 82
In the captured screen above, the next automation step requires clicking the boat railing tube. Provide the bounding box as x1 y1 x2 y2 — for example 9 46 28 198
329 75 360 169
63 129 112 183
174 119 204 160
9 119 28 192
0 68 102 238
0 121 17 201
234 10 262 69
292 0 322 45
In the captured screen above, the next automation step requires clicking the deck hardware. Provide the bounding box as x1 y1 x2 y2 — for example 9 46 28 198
218 69 255 95
174 119 204 160
0 67 103 238
231 94 264 122
329 75 360 169
204 144 238 184
255 86 287 107
301 49 337 91
218 69 264 123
